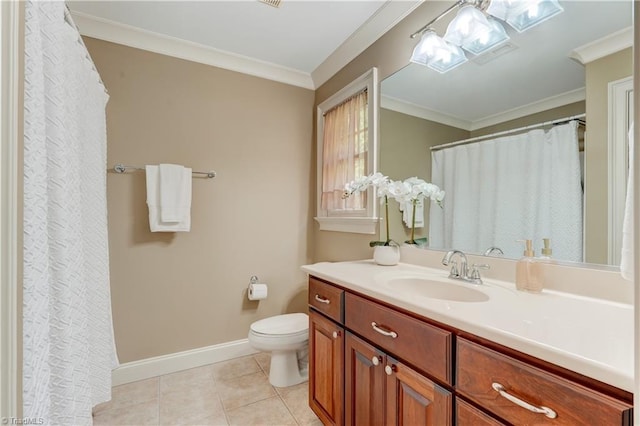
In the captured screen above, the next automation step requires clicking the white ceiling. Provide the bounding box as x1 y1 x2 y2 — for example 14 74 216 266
381 1 632 129
68 0 419 85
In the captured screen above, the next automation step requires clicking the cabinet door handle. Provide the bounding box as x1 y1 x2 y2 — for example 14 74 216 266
492 383 557 419
384 365 396 376
371 322 398 338
332 331 340 339
371 356 381 366
314 295 330 304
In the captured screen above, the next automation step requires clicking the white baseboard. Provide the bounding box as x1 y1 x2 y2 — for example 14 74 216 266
112 339 259 386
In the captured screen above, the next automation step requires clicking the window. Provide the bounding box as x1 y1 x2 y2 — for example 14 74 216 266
315 68 379 234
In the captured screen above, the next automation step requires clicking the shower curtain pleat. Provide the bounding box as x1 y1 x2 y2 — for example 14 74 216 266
429 121 583 262
23 1 118 424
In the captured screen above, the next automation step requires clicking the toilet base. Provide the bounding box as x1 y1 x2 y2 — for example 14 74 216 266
269 349 308 388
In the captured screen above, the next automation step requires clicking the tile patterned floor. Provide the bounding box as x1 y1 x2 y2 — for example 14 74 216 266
93 353 321 426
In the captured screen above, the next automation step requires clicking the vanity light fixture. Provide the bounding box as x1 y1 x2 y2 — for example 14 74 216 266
410 29 468 73
410 0 563 73
487 0 564 33
443 4 509 55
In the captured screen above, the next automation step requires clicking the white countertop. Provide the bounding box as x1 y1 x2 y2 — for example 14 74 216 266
301 260 634 392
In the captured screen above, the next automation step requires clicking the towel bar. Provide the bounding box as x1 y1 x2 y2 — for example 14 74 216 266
112 163 216 179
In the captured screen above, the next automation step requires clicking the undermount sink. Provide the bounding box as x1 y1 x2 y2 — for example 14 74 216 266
385 277 490 303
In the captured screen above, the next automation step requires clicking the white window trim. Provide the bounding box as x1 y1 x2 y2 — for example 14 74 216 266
315 67 380 234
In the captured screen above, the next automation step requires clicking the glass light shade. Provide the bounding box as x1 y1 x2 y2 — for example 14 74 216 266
462 16 510 55
410 30 467 73
443 5 493 47
487 0 564 33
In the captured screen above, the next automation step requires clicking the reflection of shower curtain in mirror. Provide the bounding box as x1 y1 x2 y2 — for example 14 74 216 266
429 121 583 262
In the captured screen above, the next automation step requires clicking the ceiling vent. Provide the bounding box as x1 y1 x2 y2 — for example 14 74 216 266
258 0 281 8
473 42 518 65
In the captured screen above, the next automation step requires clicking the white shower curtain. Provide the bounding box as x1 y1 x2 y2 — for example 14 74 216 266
429 121 583 262
23 1 118 424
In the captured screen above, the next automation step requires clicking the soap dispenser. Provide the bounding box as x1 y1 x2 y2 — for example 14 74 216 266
516 239 543 293
540 238 553 261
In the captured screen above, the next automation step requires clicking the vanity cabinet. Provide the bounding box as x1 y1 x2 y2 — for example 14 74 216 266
457 337 633 425
307 276 633 426
309 310 344 426
345 332 452 425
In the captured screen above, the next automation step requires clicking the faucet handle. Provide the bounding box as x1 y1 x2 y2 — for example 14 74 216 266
470 264 490 280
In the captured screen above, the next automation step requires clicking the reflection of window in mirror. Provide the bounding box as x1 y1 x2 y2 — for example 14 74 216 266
315 68 379 234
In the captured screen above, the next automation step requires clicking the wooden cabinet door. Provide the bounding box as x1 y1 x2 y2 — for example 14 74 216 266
345 333 386 426
385 356 452 426
309 310 344 426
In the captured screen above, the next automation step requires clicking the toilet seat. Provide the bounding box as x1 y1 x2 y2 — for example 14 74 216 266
250 313 308 336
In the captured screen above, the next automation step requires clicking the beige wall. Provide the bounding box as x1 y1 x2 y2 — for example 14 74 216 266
379 108 469 244
84 38 315 363
584 48 633 264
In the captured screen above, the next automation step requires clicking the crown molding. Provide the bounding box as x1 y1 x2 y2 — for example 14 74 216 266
570 26 633 65
381 95 472 130
382 88 585 132
71 11 315 90
469 88 586 131
311 1 424 88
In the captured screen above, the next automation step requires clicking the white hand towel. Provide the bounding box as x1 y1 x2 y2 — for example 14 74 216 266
399 200 424 228
146 165 192 232
620 124 634 280
159 163 190 222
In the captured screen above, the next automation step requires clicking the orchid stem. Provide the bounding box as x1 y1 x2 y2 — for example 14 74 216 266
410 199 417 243
384 195 390 244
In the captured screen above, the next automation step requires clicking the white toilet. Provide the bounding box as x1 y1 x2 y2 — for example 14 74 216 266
248 313 309 388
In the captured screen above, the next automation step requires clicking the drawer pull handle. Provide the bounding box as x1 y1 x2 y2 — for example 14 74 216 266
314 295 331 304
332 331 340 339
371 322 398 338
384 365 396 376
492 383 557 419
371 356 381 366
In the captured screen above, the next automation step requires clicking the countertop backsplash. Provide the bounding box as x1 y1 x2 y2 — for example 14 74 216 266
399 245 633 305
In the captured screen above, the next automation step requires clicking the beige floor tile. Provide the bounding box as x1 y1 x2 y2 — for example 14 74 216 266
212 355 262 381
94 377 159 414
226 396 297 426
159 386 224 425
93 398 158 425
217 371 276 410
300 418 324 426
253 352 270 375
160 364 217 394
274 381 308 397
279 384 318 425
189 413 229 425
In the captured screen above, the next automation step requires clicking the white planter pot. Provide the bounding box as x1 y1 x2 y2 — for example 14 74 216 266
373 244 400 266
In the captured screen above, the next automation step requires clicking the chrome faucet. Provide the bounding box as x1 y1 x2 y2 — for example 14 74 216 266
442 250 468 279
442 250 489 285
483 246 504 256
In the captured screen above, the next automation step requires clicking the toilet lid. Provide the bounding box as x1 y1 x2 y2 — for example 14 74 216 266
250 313 308 336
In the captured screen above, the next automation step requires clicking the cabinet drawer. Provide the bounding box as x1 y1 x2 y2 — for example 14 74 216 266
345 293 452 384
456 338 632 425
456 399 505 426
309 277 343 323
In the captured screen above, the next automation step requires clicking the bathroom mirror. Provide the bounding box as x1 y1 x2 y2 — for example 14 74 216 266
379 0 633 266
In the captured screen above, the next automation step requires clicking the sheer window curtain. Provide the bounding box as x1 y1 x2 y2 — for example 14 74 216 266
321 90 368 212
23 1 118 423
429 121 583 261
